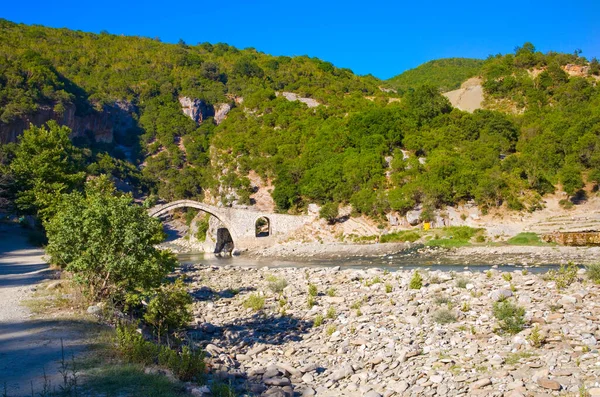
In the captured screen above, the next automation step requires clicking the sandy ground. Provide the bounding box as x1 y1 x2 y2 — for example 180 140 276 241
0 223 88 397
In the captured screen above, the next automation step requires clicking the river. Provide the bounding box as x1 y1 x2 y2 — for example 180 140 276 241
176 249 560 274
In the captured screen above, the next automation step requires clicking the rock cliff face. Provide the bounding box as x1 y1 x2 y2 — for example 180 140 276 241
0 101 137 144
179 97 232 126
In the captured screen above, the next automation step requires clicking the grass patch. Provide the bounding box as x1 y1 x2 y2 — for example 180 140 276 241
426 226 484 248
506 232 548 246
380 230 421 243
586 264 600 283
81 363 190 396
505 351 534 365
432 309 457 324
242 293 265 311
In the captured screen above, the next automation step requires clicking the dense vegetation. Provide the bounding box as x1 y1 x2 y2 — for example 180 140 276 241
1 18 600 223
387 58 485 93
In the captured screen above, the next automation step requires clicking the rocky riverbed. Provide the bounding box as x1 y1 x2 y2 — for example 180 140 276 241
181 263 600 397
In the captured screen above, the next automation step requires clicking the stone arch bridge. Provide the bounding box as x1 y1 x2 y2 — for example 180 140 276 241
148 200 313 252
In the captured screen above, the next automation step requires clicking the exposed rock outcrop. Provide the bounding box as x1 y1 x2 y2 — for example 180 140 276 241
443 77 484 113
275 92 321 108
0 100 137 144
179 97 233 125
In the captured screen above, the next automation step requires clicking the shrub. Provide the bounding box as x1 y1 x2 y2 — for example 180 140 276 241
546 262 578 289
45 177 177 300
586 264 600 283
308 283 318 297
313 314 323 327
460 302 470 312
116 323 158 365
158 345 205 382
319 202 339 224
409 271 423 289
307 296 315 308
528 325 545 347
455 278 468 288
365 276 382 286
493 300 526 334
385 283 393 293
326 287 336 297
266 275 288 295
326 325 336 336
326 307 336 319
434 295 451 305
502 273 512 282
243 293 265 311
116 323 205 382
432 309 457 324
143 278 193 340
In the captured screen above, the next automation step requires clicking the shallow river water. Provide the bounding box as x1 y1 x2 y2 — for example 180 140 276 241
176 250 561 274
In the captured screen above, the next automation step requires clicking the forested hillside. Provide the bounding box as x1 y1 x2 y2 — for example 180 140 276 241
387 58 485 93
1 19 599 223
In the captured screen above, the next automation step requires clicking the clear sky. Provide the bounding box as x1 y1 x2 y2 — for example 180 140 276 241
3 0 599 79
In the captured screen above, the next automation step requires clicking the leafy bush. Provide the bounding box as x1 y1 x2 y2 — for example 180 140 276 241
409 271 423 290
143 278 193 339
116 323 205 382
432 309 457 324
243 293 265 311
380 231 421 243
45 176 177 300
493 300 526 334
266 275 288 295
546 262 579 289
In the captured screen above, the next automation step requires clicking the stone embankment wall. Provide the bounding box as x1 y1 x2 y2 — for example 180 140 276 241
543 231 600 246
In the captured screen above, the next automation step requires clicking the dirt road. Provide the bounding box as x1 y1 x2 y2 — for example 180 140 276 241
0 223 87 396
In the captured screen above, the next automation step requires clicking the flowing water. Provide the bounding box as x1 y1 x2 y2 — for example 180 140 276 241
177 250 560 274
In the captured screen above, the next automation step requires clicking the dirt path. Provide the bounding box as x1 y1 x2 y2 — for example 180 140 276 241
0 223 88 397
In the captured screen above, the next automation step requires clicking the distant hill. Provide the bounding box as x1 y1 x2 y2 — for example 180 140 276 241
387 58 485 93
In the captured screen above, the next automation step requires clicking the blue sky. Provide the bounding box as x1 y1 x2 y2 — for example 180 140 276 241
3 0 599 79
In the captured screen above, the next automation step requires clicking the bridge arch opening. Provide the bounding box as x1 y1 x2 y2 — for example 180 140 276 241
255 216 270 237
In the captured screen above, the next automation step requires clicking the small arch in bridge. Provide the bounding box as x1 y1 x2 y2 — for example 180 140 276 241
255 217 270 237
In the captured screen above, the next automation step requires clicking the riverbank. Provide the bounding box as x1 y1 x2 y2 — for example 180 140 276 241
250 242 600 265
183 263 600 396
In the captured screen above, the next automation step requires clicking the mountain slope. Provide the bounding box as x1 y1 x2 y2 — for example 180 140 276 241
1 22 599 224
387 58 485 93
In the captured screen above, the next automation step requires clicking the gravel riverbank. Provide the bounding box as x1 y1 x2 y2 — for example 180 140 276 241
183 263 600 396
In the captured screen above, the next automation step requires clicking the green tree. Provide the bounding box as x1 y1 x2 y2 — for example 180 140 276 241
45 176 176 299
9 121 85 219
559 163 584 196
